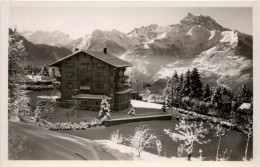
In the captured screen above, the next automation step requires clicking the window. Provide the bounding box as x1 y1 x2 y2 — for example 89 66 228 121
67 83 73 89
96 83 104 88
81 78 90 86
67 94 72 99
97 72 103 77
111 83 114 89
81 80 86 86
95 100 101 106
66 62 75 68
67 72 74 78
83 101 87 105
97 63 104 68
81 68 88 74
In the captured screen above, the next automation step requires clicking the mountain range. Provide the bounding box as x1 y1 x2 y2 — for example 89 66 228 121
17 13 253 88
10 29 72 66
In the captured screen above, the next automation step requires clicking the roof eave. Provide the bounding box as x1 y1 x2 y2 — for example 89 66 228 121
49 50 83 67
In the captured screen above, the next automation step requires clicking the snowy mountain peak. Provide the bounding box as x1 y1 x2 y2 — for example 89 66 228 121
20 30 73 47
180 13 230 31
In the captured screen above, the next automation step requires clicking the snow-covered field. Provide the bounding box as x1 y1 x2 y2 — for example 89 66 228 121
131 100 163 109
96 140 201 161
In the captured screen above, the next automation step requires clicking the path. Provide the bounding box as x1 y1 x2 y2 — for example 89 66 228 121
9 121 136 160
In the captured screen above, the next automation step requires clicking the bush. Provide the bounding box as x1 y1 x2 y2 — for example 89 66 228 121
126 126 157 157
32 119 102 130
26 85 54 90
110 130 124 144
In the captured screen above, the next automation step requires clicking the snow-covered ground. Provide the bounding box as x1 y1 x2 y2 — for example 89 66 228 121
131 100 163 109
96 140 201 161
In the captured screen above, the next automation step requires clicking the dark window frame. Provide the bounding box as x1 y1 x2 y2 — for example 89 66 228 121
66 62 75 68
67 82 73 89
96 83 104 88
67 72 74 78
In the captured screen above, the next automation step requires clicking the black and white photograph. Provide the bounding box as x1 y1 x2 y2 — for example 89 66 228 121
1 1 259 166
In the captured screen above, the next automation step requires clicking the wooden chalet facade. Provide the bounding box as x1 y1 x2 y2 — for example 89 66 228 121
50 49 132 111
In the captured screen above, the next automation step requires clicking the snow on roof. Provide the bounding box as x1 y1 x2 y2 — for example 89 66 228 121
50 50 133 68
26 75 55 82
238 103 252 110
73 94 111 100
131 100 163 109
38 96 60 99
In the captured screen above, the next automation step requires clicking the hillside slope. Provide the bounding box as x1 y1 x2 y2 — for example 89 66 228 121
10 29 72 66
9 121 137 160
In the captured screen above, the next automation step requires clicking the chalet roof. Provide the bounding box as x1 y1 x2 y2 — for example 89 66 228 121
50 50 133 68
73 94 111 100
20 75 55 83
20 75 33 83
238 103 252 110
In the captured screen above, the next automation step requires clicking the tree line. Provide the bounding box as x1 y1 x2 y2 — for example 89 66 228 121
164 68 253 119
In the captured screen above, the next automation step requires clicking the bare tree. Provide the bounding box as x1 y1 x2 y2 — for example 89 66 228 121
156 139 162 157
127 126 157 158
70 98 80 118
164 119 210 161
110 130 124 144
213 124 229 161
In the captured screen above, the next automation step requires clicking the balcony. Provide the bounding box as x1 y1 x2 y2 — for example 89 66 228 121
114 85 132 94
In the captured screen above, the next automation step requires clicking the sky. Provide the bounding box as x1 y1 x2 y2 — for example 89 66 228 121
9 7 252 39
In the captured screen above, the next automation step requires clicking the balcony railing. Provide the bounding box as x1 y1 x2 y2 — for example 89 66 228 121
114 85 131 93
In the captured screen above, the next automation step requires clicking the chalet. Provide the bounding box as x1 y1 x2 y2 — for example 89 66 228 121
237 103 252 114
20 75 56 86
50 48 133 112
131 81 149 101
146 85 161 95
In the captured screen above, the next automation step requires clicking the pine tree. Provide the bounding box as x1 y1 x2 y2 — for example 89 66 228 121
241 84 251 103
9 84 31 121
49 67 58 79
98 98 111 122
172 71 180 98
182 69 191 98
203 84 211 102
163 70 180 105
190 68 203 99
211 86 223 107
8 29 31 121
40 65 50 76
178 73 184 100
222 87 228 95
8 29 26 95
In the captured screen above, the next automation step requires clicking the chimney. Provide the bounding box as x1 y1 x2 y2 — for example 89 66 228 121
74 44 79 52
104 48 107 54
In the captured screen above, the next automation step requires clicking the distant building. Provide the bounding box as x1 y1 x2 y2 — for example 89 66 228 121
237 103 252 114
21 75 56 85
131 81 149 101
145 85 161 95
50 49 133 111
